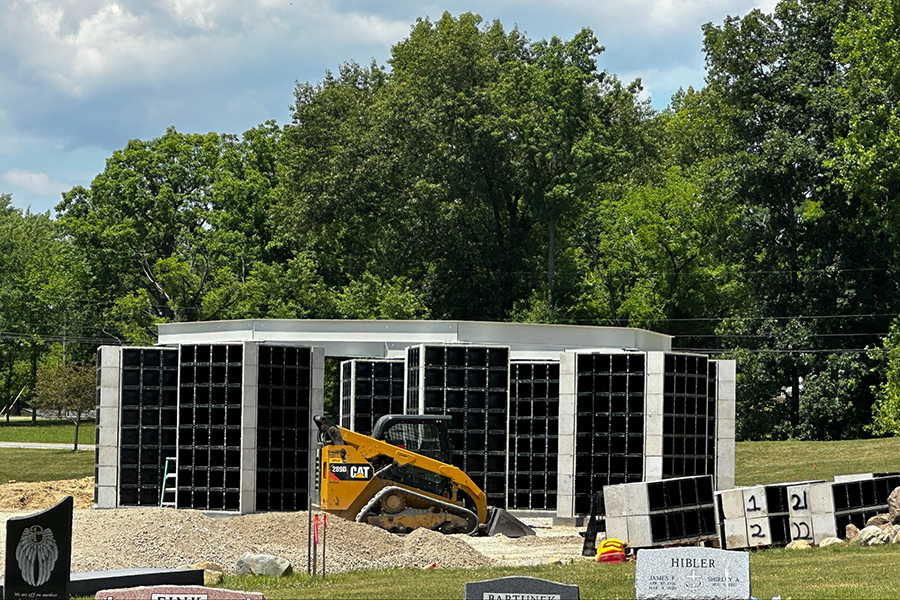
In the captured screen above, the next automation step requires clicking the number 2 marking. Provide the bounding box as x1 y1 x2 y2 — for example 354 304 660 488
750 523 766 538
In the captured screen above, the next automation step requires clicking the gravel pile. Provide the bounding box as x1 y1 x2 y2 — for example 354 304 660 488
1 507 493 574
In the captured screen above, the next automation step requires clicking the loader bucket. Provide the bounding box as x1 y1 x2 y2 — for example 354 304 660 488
485 508 536 538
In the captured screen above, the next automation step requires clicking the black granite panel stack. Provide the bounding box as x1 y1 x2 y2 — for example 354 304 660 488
647 475 717 544
574 353 645 515
662 354 715 478
407 345 510 508
832 473 900 531
177 344 243 511
339 359 405 435
340 361 352 430
118 348 179 506
764 484 793 545
256 345 312 511
508 361 560 510
406 345 421 415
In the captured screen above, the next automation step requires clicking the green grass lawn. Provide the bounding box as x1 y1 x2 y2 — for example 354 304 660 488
214 544 900 600
0 418 95 446
0 448 95 482
735 437 900 486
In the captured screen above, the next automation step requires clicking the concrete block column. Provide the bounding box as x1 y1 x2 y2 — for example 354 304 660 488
240 341 260 515
95 346 122 508
555 351 577 521
715 359 736 491
644 352 665 482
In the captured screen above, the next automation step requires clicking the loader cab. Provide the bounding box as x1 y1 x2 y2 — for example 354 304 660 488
372 415 453 465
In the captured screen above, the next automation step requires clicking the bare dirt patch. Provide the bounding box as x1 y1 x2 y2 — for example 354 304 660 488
0 477 94 510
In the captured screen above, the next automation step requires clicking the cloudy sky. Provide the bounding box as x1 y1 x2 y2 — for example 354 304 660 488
1 0 776 215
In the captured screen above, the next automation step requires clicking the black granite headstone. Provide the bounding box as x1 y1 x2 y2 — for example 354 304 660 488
464 576 580 600
3 496 73 600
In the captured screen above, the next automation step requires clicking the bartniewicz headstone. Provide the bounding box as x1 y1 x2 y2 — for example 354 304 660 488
3 496 74 600
464 576 580 600
635 547 750 600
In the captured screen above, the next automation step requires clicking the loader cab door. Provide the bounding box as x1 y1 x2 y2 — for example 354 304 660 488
372 415 453 464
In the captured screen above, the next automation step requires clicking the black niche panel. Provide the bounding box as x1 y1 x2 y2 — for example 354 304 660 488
407 345 510 508
832 473 900 532
255 345 312 512
508 361 559 510
177 344 243 511
340 359 405 435
575 353 646 515
662 354 716 479
647 476 717 544
118 347 179 507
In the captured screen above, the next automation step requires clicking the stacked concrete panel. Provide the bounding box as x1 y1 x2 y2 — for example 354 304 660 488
716 485 773 549
716 480 835 548
339 359 405 435
556 353 577 520
507 360 560 511
717 474 900 549
643 352 665 483
605 476 717 548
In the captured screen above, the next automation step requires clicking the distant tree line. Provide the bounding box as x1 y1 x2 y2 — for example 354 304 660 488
2 0 898 439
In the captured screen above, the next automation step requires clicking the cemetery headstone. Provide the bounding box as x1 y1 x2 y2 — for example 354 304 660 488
464 576 580 600
635 547 750 600
3 496 73 600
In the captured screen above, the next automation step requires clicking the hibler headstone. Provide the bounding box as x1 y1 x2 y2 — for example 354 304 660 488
635 547 751 600
3 496 73 600
464 576 580 600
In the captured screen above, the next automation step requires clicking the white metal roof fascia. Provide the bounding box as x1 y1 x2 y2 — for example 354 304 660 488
156 319 672 357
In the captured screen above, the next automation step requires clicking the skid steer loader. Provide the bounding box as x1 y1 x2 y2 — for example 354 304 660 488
314 415 534 537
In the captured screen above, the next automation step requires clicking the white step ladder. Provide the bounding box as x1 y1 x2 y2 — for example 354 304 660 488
159 457 177 508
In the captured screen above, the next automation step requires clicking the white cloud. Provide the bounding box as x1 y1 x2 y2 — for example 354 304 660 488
3 1 409 98
2 169 70 195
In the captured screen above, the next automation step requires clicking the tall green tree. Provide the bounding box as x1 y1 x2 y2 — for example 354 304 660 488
702 0 896 437
281 13 649 321
57 125 285 340
0 195 94 421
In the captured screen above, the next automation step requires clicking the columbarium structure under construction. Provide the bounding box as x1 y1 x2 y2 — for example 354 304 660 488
94 319 735 523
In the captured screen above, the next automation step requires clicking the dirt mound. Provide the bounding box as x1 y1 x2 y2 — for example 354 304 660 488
0 479 581 572
0 506 492 574
0 477 94 510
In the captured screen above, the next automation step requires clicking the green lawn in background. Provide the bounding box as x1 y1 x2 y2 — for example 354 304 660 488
0 418 95 446
0 448 94 483
734 437 900 486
